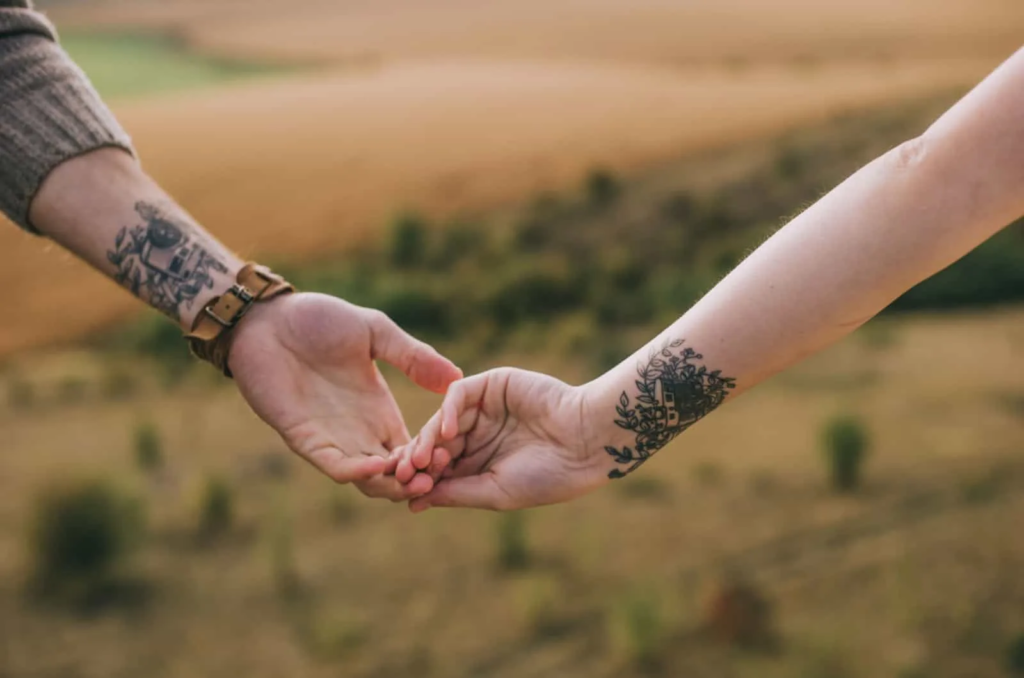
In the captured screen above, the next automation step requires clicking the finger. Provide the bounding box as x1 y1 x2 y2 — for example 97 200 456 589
440 374 490 440
412 411 443 470
427 447 452 481
396 456 418 484
308 448 388 485
408 474 509 512
358 472 434 501
383 449 401 475
368 311 463 394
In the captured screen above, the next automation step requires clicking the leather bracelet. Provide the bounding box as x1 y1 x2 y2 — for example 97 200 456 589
185 262 295 377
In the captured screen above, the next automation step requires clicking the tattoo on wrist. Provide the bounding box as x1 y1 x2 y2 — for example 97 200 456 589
106 201 229 321
605 339 735 478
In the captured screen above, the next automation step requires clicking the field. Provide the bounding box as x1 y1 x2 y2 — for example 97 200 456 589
2 308 1023 678
3 0 1021 354
3 2 1024 677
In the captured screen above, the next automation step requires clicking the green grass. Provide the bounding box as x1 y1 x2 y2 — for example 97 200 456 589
60 32 283 99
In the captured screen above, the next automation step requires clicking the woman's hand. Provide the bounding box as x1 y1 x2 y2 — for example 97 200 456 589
229 292 463 500
393 368 612 512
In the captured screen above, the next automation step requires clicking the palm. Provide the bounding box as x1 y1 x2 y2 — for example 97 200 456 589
410 369 608 511
229 293 461 499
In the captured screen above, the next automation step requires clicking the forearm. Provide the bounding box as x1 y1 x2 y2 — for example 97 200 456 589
30 149 243 330
581 48 1024 478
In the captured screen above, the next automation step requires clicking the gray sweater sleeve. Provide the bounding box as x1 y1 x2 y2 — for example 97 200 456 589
0 0 134 233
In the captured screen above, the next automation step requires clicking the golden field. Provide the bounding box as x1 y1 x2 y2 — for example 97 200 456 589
1 0 1020 354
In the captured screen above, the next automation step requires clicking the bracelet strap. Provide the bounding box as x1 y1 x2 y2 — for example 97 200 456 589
185 262 295 377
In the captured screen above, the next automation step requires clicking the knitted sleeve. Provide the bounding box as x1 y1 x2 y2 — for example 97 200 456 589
0 0 135 233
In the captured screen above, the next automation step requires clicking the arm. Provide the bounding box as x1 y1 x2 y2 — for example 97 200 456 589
2 3 461 498
398 47 1024 511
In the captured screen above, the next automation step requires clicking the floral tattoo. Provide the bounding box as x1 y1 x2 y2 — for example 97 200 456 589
106 202 228 321
605 339 736 478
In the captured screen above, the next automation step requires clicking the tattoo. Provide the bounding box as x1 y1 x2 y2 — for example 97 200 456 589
605 339 735 478
106 202 229 321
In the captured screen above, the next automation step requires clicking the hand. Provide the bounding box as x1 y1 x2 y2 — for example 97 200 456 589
393 368 611 512
228 292 462 500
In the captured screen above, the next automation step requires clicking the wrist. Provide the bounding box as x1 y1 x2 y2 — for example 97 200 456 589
576 369 644 480
177 259 245 331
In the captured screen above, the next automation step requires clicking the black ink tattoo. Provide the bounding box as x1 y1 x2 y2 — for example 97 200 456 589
106 202 228 321
605 339 736 478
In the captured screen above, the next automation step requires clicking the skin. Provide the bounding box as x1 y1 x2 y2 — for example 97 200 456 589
30 148 462 501
395 46 1024 512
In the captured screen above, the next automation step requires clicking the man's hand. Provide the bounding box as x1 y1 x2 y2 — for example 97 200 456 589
393 368 612 511
229 292 462 500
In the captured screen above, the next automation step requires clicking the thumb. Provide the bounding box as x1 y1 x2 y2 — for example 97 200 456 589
408 474 511 512
368 311 462 393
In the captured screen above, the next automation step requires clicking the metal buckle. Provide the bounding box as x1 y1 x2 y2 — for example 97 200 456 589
202 284 256 328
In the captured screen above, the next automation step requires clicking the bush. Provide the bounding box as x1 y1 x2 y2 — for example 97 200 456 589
29 480 142 600
496 512 529 571
821 416 870 492
488 268 588 328
375 288 452 339
436 220 487 264
585 168 621 208
701 577 773 648
389 212 429 268
514 194 565 252
613 589 665 671
198 475 233 539
7 376 36 410
101 367 138 400
890 219 1024 311
1007 633 1024 675
133 421 163 473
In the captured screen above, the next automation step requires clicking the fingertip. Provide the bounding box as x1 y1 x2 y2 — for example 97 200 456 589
409 498 430 514
441 400 457 440
395 458 415 484
412 440 433 470
405 473 434 498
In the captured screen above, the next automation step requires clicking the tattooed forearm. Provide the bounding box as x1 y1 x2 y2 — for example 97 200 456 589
605 339 735 478
106 202 229 321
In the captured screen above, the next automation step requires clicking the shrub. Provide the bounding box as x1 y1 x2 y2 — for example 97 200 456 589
389 212 429 268
585 168 621 208
1007 633 1024 675
328 490 358 525
613 589 665 671
102 367 137 400
821 416 870 492
890 219 1024 311
436 220 487 264
488 268 588 328
133 420 163 473
198 475 233 539
496 511 529 571
269 499 300 598
701 577 773 648
375 288 452 339
514 194 566 252
7 376 36 410
29 480 142 600
692 461 724 487
56 376 89 405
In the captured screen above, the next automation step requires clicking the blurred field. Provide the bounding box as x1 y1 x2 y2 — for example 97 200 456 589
46 0 1024 66
60 32 281 100
0 54 999 354
2 0 1019 353
1 307 1023 678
